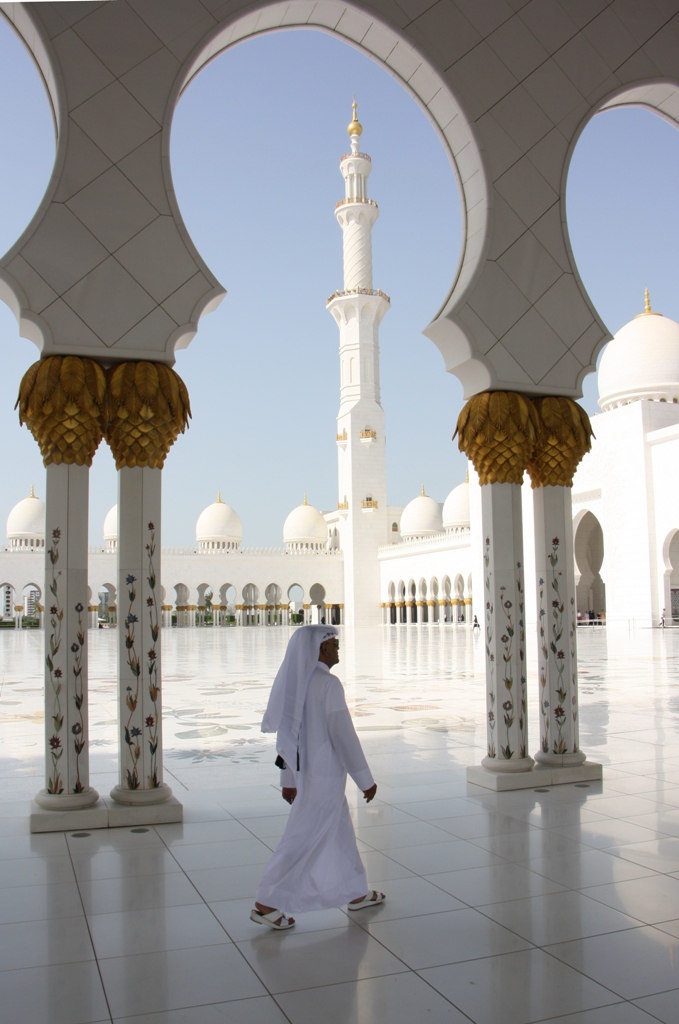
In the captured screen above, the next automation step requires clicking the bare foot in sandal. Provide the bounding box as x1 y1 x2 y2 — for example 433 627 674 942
252 901 295 929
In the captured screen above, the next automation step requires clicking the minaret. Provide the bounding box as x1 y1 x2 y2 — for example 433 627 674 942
327 101 390 627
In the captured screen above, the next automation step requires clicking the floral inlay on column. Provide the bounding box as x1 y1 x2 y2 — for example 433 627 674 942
123 572 142 790
146 522 160 788
46 528 64 794
484 536 495 758
71 601 86 792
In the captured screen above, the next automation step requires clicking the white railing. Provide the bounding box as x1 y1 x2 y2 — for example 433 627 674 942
378 528 471 555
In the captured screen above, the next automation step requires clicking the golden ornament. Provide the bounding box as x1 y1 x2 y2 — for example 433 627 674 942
454 391 540 485
528 396 593 487
105 361 191 469
16 356 107 467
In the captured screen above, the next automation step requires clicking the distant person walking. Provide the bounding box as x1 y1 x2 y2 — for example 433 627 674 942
661 608 666 628
250 625 384 930
472 615 480 632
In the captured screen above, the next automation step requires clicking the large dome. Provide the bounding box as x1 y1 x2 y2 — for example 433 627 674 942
196 493 242 551
442 478 470 530
283 496 327 551
400 487 443 539
7 487 45 549
103 505 117 552
598 291 679 411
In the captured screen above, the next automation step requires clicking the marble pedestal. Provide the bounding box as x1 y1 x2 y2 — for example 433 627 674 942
30 795 183 832
467 761 603 791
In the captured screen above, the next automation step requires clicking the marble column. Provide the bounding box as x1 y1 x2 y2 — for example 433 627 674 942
428 600 436 624
479 483 533 771
111 467 174 807
406 603 412 625
36 464 99 810
532 486 584 766
528 396 595 770
88 605 98 629
438 600 447 625
451 598 459 624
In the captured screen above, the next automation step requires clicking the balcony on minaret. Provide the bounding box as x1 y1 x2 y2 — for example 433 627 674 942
362 497 379 512
360 428 377 445
336 429 348 448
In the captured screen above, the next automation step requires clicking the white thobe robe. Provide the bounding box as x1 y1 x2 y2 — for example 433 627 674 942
255 661 374 914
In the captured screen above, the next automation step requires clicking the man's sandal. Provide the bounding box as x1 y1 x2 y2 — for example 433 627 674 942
250 908 295 930
347 890 385 911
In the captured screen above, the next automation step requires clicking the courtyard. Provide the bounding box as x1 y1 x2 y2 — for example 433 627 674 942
1 624 679 1023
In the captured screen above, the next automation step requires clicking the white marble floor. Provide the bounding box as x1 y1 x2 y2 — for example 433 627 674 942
2 624 679 1023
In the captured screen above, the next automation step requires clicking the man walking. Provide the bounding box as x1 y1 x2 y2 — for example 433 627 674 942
251 625 384 930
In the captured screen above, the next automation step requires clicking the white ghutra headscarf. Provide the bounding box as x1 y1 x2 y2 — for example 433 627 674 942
261 625 339 771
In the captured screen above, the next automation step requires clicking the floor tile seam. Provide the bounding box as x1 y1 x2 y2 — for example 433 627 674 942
472 904 663 948
608 852 679 874
56 833 116 1024
631 986 679 1010
231 929 413 999
524 944 637 1002
239 962 412 998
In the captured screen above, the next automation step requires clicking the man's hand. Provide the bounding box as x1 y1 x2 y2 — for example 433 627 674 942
282 787 297 805
363 784 377 803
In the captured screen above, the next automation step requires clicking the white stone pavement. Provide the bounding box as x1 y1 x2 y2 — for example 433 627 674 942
1 625 679 1023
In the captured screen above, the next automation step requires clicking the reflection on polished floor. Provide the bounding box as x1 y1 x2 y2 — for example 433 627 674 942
2 624 679 1023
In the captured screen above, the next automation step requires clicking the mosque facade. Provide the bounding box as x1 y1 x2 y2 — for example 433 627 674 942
3 120 679 638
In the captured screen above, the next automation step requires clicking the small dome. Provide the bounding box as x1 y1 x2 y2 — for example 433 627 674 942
400 486 443 539
103 505 117 553
598 290 679 411
196 492 242 552
284 495 327 551
7 487 45 549
442 479 470 530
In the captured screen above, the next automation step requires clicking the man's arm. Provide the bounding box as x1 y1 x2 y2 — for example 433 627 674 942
326 685 375 793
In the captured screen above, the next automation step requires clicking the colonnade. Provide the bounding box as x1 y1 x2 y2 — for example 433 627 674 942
18 356 189 830
456 392 600 788
382 598 472 625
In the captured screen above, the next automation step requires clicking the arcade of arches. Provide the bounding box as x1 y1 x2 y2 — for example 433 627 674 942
8 0 679 825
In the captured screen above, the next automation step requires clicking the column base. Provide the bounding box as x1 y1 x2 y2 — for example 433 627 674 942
30 794 183 832
30 797 109 833
467 761 603 792
481 755 535 773
534 750 587 767
34 786 100 811
110 782 173 806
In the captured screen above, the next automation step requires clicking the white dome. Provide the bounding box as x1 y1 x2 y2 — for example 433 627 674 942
442 480 470 529
196 493 242 551
7 487 45 548
103 505 117 541
284 496 327 550
598 293 679 411
400 487 443 539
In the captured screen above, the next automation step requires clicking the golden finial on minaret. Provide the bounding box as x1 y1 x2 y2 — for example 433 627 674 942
421 484 426 497
347 96 363 137
29 484 35 498
216 490 223 503
303 493 308 505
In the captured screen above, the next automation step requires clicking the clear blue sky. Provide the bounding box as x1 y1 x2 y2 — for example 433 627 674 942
2 20 679 548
